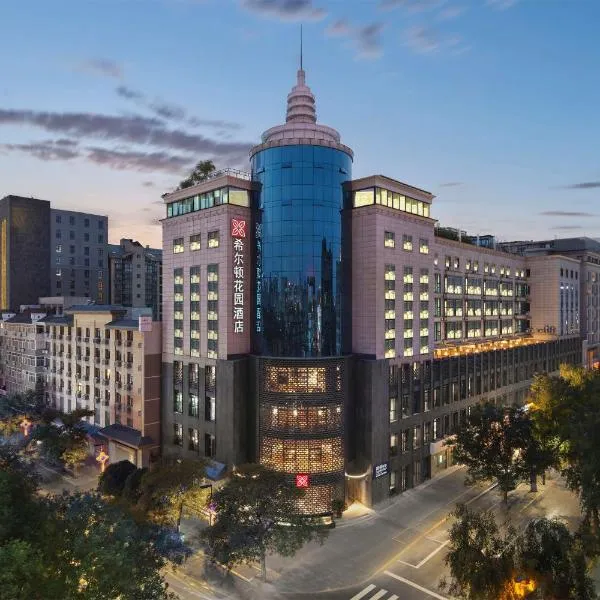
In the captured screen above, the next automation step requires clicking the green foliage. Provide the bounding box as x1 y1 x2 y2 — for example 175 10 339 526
529 367 600 533
122 466 148 503
137 457 207 528
0 455 175 600
98 460 138 497
443 506 597 600
203 464 328 581
177 159 216 190
451 403 532 503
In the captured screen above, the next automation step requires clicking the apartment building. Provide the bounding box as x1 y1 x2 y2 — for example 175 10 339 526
43 305 161 466
51 209 109 302
0 310 47 396
108 238 162 321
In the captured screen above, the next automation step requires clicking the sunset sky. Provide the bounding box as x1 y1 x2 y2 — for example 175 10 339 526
1 0 599 247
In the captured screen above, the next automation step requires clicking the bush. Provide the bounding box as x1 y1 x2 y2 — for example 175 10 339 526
122 467 148 503
98 460 137 497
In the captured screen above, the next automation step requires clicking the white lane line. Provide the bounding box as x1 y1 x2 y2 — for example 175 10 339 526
384 572 450 600
415 540 450 568
350 584 376 600
370 590 388 600
464 482 498 506
388 596 399 600
396 559 418 569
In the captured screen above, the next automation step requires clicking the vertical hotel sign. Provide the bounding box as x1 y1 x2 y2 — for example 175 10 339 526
231 219 246 333
255 223 262 333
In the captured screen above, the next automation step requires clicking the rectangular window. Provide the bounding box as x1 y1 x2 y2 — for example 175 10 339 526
188 428 200 451
190 234 201 251
390 397 398 423
419 238 429 254
205 396 216 422
173 390 183 413
189 394 199 417
384 231 395 248
56 244 62 253
173 238 184 253
390 433 398 456
413 425 421 449
403 234 413 251
208 231 219 248
207 265 219 358
205 433 216 458
56 215 62 224
173 423 183 446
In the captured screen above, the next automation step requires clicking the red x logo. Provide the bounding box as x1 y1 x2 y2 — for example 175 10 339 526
295 474 309 488
231 219 246 238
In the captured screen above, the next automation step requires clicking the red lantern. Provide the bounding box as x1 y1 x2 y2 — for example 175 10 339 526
295 474 309 488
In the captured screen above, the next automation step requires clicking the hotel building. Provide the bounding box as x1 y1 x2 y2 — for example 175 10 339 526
161 66 585 511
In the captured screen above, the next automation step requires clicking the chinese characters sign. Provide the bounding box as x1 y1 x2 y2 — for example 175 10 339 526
255 223 262 333
232 219 246 334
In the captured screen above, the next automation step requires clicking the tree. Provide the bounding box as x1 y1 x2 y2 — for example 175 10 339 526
122 466 148 503
441 504 514 600
137 457 208 530
516 518 596 599
176 159 216 190
0 540 47 600
98 460 138 497
203 464 328 581
450 403 531 504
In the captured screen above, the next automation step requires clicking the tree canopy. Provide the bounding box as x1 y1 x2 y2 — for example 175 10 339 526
176 159 216 190
203 464 328 581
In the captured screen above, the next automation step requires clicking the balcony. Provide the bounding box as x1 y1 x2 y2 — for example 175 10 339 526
115 360 122 367
103 379 110 386
126 340 133 347
126 362 133 370
126 383 133 391
102 359 109 366
103 338 110 345
94 357 101 365
82 356 90 362
65 353 71 359
95 397 101 404
93 337 101 344
116 380 122 389
116 338 123 346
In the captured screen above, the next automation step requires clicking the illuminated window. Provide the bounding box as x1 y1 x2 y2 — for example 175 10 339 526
419 239 429 254
265 366 327 393
173 423 183 446
353 189 374 207
190 234 201 251
384 231 395 248
390 433 398 456
403 235 413 251
207 231 219 248
173 238 184 254
390 397 398 423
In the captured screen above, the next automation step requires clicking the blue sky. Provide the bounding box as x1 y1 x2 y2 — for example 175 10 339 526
1 0 598 247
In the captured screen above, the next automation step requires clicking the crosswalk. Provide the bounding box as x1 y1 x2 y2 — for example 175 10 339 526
350 584 398 600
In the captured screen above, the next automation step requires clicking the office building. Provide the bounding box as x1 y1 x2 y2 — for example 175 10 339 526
161 65 585 512
43 305 161 467
51 209 108 302
0 196 108 309
109 238 162 321
0 195 51 310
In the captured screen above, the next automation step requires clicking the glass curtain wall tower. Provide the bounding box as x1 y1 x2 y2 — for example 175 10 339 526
250 66 353 514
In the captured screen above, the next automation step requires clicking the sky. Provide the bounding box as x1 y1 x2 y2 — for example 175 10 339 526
1 0 599 248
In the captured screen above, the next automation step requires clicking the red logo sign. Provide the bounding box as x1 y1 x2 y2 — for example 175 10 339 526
295 474 310 488
231 219 246 238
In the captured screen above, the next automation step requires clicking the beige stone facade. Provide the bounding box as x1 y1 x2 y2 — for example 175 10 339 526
43 305 161 466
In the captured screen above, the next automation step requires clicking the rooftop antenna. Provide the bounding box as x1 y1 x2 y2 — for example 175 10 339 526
300 24 303 71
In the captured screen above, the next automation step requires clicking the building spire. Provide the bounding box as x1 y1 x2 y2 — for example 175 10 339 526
300 24 303 71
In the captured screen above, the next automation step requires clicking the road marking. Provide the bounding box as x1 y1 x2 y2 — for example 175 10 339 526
370 590 389 600
396 559 418 569
350 584 376 600
388 596 398 600
384 571 450 600
416 540 450 568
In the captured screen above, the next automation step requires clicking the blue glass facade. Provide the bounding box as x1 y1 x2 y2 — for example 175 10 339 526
252 145 352 357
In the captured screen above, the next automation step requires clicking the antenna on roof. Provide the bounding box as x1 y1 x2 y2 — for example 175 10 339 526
300 24 303 71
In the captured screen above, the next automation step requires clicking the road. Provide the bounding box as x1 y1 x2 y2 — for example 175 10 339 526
278 472 580 600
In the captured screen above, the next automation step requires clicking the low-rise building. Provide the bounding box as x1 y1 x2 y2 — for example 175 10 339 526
43 305 161 467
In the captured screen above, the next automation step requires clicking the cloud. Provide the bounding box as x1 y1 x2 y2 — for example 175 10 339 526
438 5 466 20
550 225 584 231
540 211 596 217
355 23 385 59
0 108 252 162
241 0 326 21
85 148 194 173
404 26 465 55
78 58 123 79
115 85 241 130
380 0 441 13
439 181 464 187
325 18 351 37
0 140 79 161
486 0 518 9
560 182 600 190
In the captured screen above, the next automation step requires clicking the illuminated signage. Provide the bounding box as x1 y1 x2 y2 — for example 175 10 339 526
138 315 152 332
372 462 389 479
232 219 246 334
295 473 310 488
255 223 262 333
